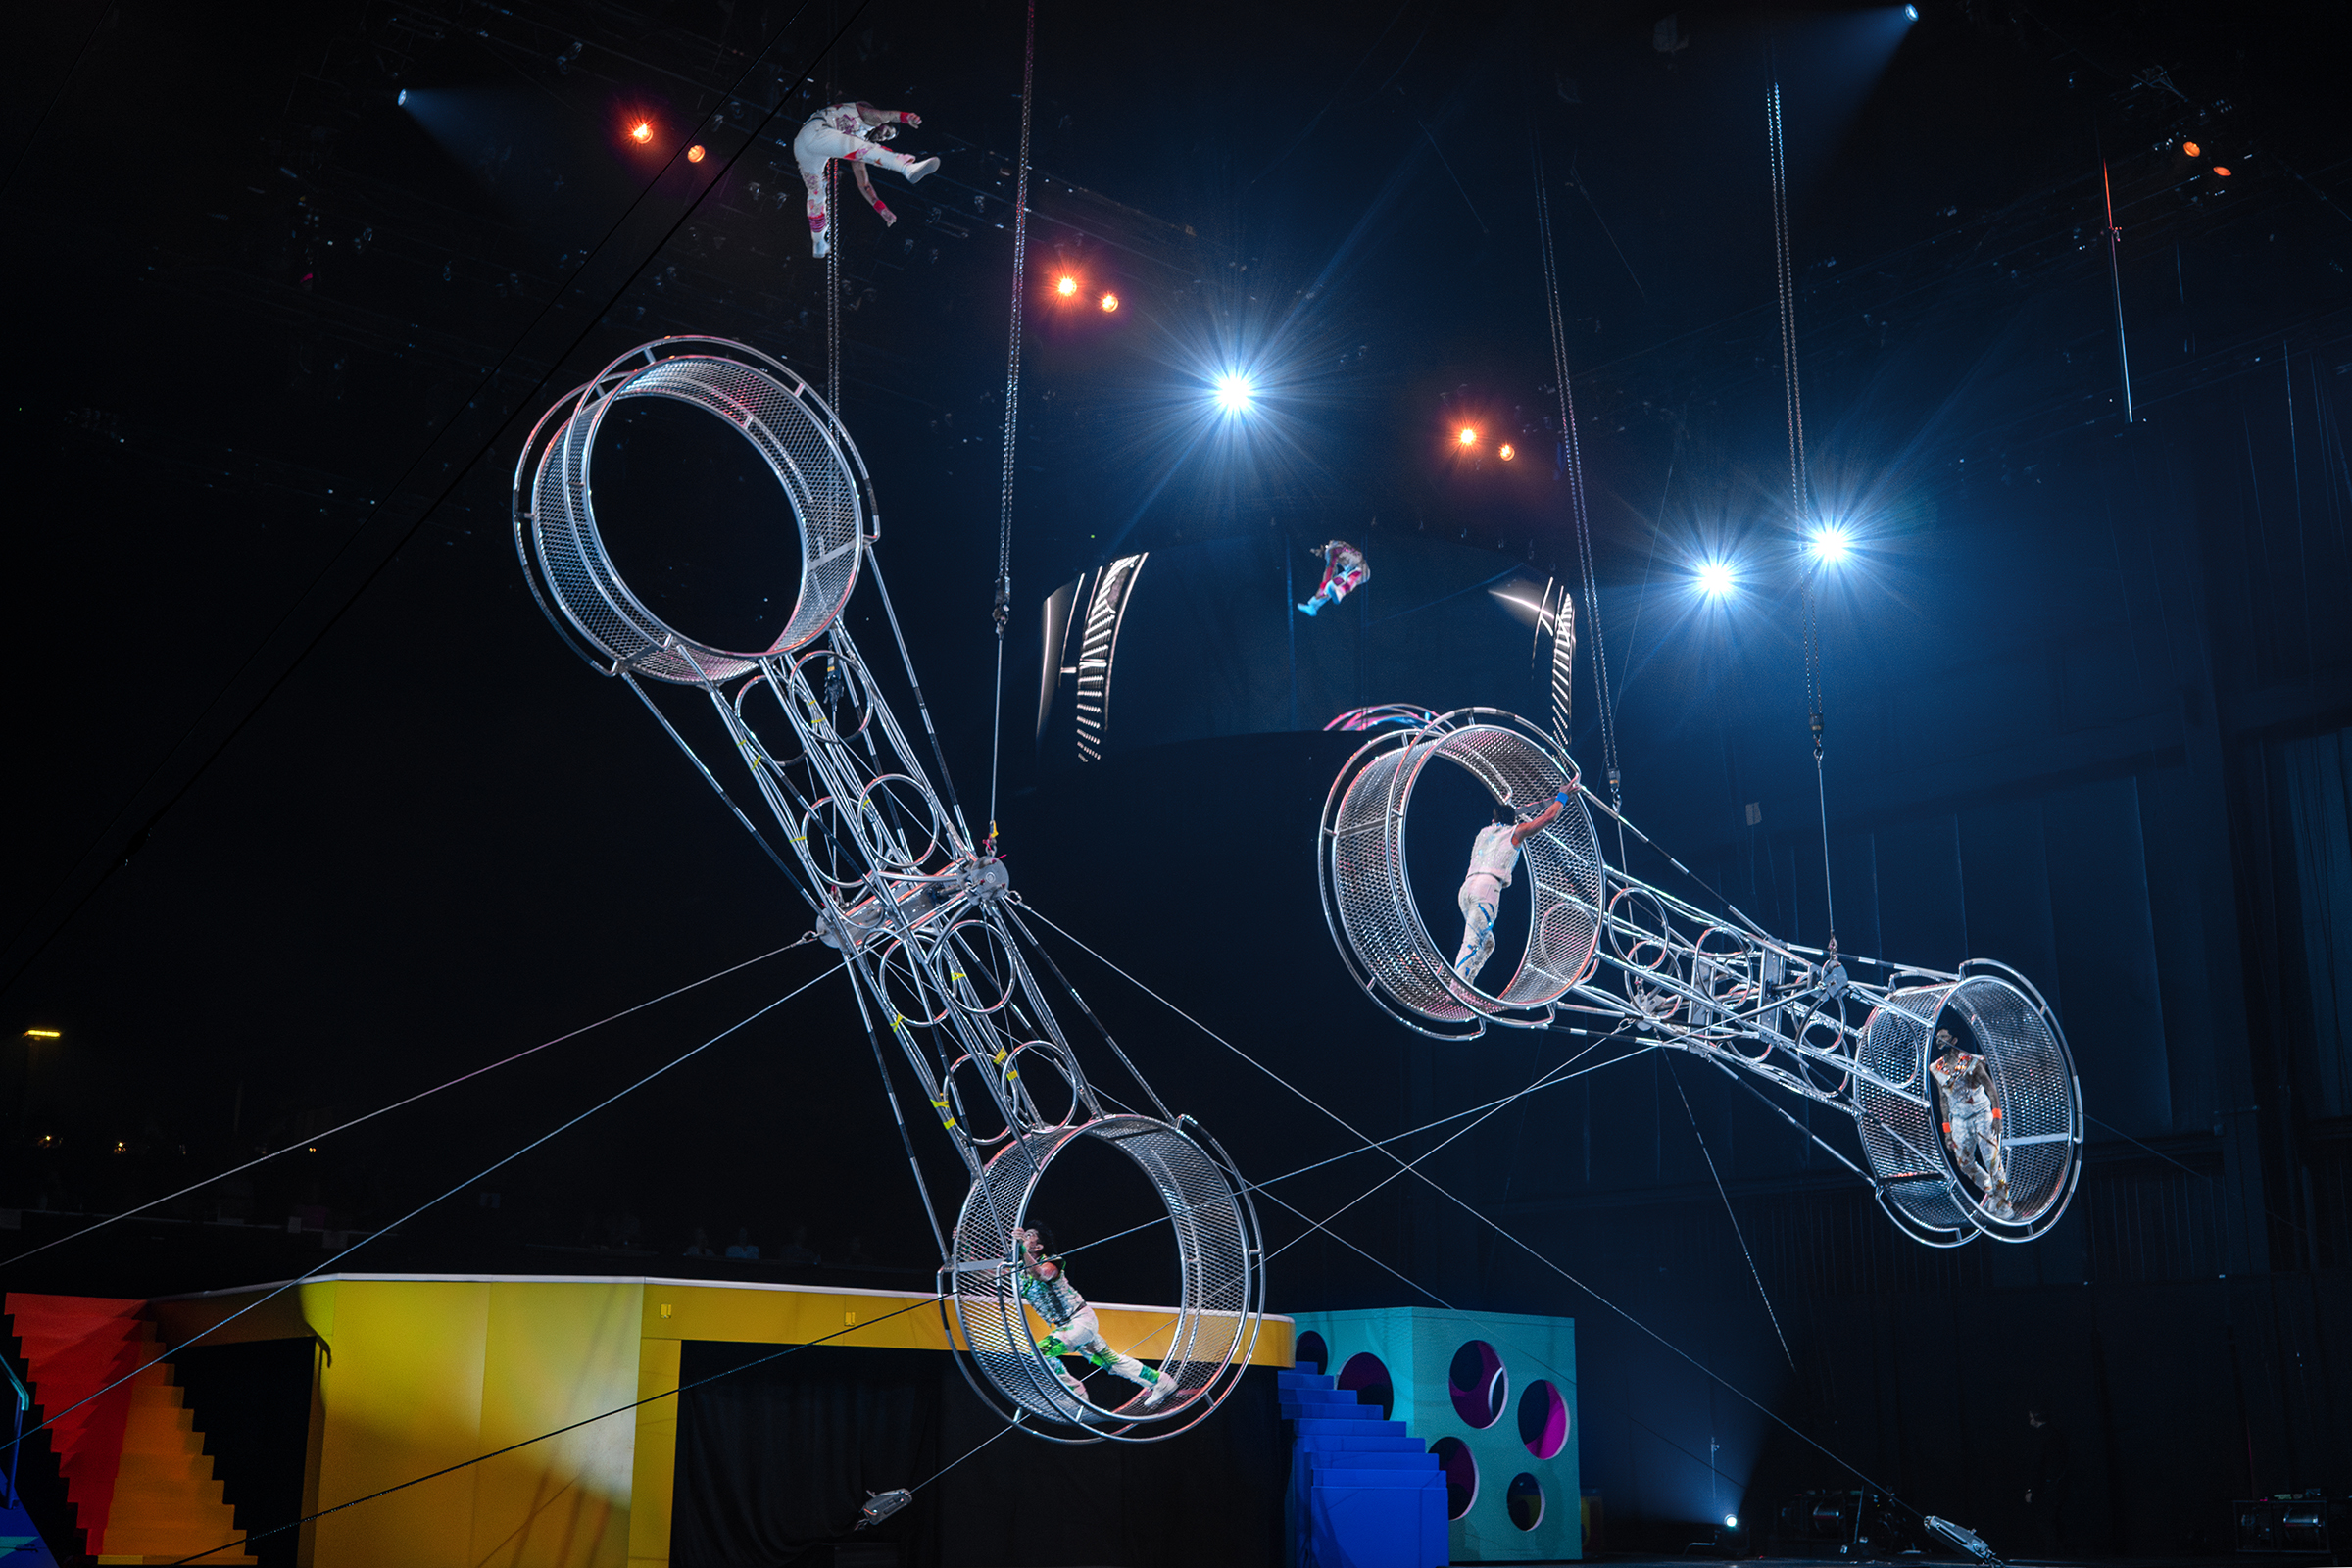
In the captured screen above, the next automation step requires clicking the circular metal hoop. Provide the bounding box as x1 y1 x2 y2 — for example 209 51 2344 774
943 1115 1264 1443
1319 709 1606 1035
511 337 876 686
1855 973 2082 1246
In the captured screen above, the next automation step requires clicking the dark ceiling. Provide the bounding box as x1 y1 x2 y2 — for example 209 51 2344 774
5 0 2350 1287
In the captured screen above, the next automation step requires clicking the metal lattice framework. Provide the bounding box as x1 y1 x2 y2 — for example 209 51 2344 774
1319 709 2082 1247
515 339 1264 1439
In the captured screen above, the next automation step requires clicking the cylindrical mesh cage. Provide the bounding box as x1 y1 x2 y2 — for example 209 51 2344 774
1320 710 1605 1034
1854 971 2081 1245
514 338 873 685
945 1115 1262 1441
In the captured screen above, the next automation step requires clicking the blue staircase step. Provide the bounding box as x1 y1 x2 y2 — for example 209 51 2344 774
1297 1434 1428 1453
1283 1385 1355 1402
1283 1400 1381 1420
1293 1415 1408 1438
1310 1468 1446 1492
1303 1451 1439 1471
1276 1369 1336 1390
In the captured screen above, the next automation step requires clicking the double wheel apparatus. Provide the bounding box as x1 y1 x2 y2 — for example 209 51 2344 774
514 338 1263 1439
1318 710 2082 1247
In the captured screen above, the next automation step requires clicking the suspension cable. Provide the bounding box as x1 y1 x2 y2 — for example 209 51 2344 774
987 0 1038 853
1769 80 1838 950
1533 141 1621 815
1668 1055 1795 1368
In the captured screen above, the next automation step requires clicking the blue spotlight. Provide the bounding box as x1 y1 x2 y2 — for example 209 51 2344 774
1810 525 1851 564
397 88 410 106
1213 373 1255 416
1904 4 1918 19
1725 1514 1740 1529
1696 560 1736 598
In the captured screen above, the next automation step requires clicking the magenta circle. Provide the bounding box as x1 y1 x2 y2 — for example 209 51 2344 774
1519 1378 1569 1458
1448 1339 1507 1429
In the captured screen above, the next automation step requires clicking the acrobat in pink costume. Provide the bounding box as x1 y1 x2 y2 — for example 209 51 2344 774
1298 540 1369 615
792 101 940 259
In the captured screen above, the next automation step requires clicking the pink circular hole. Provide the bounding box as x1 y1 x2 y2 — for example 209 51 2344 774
1519 1378 1569 1458
1448 1339 1507 1429
1337 1350 1394 1420
1431 1436 1480 1519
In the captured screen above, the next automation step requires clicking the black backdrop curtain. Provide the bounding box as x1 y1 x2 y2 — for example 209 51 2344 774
673 1342 1284 1568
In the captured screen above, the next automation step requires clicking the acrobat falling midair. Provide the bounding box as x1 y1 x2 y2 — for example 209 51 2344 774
1298 539 1369 615
792 100 941 259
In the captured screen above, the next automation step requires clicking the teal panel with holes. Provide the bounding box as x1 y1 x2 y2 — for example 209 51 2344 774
1290 1306 1580 1562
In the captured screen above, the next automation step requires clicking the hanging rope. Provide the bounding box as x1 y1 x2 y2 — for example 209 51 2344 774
1532 141 1621 813
986 0 1038 855
1768 81 1837 950
1669 1056 1795 1368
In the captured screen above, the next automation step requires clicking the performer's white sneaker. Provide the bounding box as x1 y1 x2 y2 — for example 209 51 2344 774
1141 1372 1178 1408
811 233 831 259
906 157 941 184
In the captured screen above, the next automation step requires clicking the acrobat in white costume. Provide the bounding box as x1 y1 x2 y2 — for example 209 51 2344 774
1298 540 1369 616
1015 1229 1176 1409
1455 791 1569 984
1931 1031 2016 1218
792 101 941 258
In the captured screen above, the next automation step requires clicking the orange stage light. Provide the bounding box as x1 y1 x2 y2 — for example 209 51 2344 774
2180 140 2201 158
687 144 706 163
1055 275 1078 298
1457 426 1478 447
629 121 653 144
2212 165 2231 177
1498 443 1516 461
1100 292 1119 312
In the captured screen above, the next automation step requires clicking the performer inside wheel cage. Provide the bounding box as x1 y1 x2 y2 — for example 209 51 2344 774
1015 1226 1178 1410
1453 790 1568 987
792 100 941 258
1930 1023 2016 1218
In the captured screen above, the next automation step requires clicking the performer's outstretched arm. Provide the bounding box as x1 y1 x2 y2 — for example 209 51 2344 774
1509 792 1569 846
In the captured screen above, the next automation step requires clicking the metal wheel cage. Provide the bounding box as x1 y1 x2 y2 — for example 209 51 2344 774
509 337 878 685
939 1114 1265 1444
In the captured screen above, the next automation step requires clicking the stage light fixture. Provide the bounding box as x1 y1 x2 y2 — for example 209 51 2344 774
1100 292 1118 312
1214 373 1255 415
1812 525 1851 564
1457 426 1478 447
24 1029 61 1040
2181 140 2201 158
1725 1514 1739 1529
1055 274 1078 298
1697 560 1736 597
687 144 706 163
2213 165 2231 176
1498 442 1516 461
397 89 409 106
630 121 653 144
1903 4 1917 18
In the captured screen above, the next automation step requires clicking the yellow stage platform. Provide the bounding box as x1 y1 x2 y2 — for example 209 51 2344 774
141 1273 1294 1568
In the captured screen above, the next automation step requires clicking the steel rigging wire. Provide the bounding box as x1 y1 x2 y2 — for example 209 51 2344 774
3 966 834 1465
1532 141 1622 819
1770 79 1839 952
0 936 814 1270
1016 901 1928 1512
987 0 1040 854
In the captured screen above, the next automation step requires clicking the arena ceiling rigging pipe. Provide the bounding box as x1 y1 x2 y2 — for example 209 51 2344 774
1318 708 2082 1249
514 336 1264 1441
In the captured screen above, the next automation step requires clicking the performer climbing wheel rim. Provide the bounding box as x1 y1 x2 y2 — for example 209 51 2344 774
1298 540 1369 616
1454 791 1569 986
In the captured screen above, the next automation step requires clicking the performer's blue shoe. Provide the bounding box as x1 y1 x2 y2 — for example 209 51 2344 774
1297 600 1318 615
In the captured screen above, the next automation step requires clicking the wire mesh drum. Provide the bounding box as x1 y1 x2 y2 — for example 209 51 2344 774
1320 709 1606 1037
944 1114 1264 1442
1854 967 2081 1246
512 337 874 686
